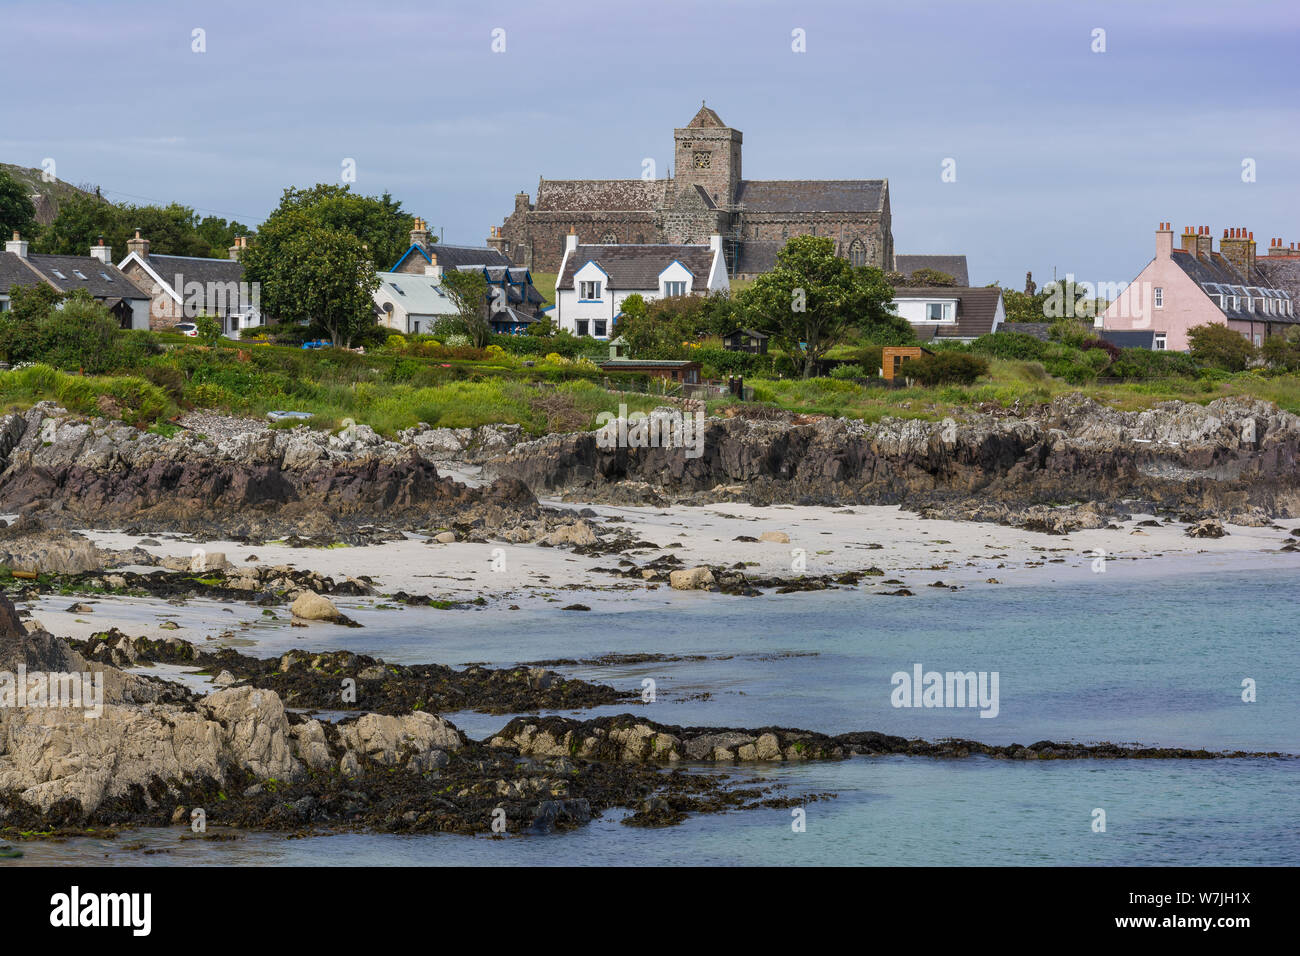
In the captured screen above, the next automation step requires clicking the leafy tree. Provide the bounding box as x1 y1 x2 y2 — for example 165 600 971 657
999 285 1051 323
0 170 38 243
438 268 493 348
739 235 911 378
1187 323 1257 371
271 184 414 271
1262 327 1300 372
525 313 555 337
33 195 241 258
239 212 378 347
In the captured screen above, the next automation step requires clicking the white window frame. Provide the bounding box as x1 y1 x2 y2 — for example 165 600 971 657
663 280 687 297
1153 333 1167 351
1153 287 1163 309
579 280 602 301
925 302 952 321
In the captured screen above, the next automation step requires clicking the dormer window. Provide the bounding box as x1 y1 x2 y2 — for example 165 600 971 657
664 280 686 297
926 302 952 321
580 280 602 300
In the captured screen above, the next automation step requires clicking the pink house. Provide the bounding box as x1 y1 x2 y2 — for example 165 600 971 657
1101 223 1298 352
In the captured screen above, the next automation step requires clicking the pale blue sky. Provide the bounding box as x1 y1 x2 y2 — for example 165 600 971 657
2 0 1297 285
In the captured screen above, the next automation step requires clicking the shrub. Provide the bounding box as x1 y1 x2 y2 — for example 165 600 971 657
1188 323 1257 372
1080 337 1121 361
970 331 1049 361
905 352 989 386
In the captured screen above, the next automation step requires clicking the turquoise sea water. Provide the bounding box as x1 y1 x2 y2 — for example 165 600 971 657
10 559 1299 866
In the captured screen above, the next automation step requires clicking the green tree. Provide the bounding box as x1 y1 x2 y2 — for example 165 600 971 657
195 315 223 346
739 235 911 377
0 170 38 243
271 184 414 270
440 268 492 348
240 213 379 347
1262 327 1300 371
33 196 227 257
1187 323 1258 372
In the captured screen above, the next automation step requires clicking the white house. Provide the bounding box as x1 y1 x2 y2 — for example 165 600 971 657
553 234 730 339
891 286 1005 343
372 269 459 335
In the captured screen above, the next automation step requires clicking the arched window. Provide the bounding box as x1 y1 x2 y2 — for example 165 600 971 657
601 232 618 244
848 239 867 267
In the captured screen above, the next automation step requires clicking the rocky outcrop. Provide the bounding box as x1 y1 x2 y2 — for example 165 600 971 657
483 395 1300 520
398 423 524 464
0 404 540 538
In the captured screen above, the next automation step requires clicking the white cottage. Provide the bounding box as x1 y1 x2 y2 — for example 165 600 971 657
553 234 729 339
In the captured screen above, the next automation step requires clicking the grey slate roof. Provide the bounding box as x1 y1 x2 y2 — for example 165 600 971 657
733 179 886 213
1253 258 1300 320
1169 250 1298 324
1001 322 1052 341
22 253 150 300
560 243 716 290
1100 330 1158 349
893 254 970 286
143 253 243 291
0 252 45 296
392 242 512 272
897 286 1003 340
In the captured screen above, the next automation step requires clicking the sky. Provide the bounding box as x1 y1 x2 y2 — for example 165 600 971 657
2 0 1298 287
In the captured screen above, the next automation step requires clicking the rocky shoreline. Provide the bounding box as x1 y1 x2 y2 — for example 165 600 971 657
0 600 1289 842
484 394 1300 529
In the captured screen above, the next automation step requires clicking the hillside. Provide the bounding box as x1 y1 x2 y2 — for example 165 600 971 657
0 162 104 225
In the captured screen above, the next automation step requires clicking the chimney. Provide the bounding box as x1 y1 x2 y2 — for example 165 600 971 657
709 233 723 256
1155 222 1173 259
5 231 28 258
1268 237 1297 257
486 224 508 255
409 217 431 252
1196 225 1213 259
424 263 443 280
89 236 112 264
228 235 243 261
1220 226 1255 279
127 229 150 260
1180 226 1198 255
565 228 578 254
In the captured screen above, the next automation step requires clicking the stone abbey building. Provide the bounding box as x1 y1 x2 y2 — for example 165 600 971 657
487 104 894 279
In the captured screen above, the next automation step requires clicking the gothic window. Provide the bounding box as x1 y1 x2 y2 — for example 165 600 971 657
693 151 711 169
601 232 617 244
848 239 867 267
781 225 788 240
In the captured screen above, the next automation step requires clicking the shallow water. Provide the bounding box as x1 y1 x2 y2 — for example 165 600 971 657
14 557 1298 865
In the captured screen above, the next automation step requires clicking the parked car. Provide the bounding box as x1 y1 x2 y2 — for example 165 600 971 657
174 322 199 337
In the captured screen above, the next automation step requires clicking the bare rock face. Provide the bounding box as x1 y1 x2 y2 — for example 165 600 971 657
0 520 110 574
0 403 541 537
484 394 1300 520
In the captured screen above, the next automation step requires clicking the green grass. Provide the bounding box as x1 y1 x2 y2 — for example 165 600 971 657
530 271 558 306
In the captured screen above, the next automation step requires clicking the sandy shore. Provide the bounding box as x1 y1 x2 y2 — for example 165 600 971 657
25 498 1291 644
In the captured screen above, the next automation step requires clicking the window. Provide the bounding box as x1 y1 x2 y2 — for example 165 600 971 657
1254 334 1263 346
579 280 601 300
601 233 617 244
1154 333 1167 351
100 272 113 282
73 270 87 280
926 302 952 321
51 269 67 279
664 280 687 297
1153 287 1163 308
576 320 589 336
0 300 9 312
848 239 867 267
593 320 607 337
693 151 711 169
390 282 406 295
